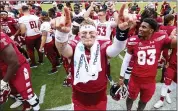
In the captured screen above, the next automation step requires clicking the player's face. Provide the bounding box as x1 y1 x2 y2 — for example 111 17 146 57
79 30 97 48
74 6 80 14
98 11 106 21
138 22 154 38
0 14 8 20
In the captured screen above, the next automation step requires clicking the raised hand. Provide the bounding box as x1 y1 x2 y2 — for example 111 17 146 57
117 4 136 30
55 7 71 33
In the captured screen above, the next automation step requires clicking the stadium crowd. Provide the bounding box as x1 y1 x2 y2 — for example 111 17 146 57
0 0 177 110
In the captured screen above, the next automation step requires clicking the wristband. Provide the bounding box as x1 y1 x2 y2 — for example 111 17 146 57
55 30 69 43
116 27 129 41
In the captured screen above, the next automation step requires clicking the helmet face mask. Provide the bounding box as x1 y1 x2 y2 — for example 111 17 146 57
110 84 128 101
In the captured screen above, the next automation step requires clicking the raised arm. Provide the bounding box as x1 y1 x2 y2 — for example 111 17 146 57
83 2 95 19
55 7 73 58
106 4 136 57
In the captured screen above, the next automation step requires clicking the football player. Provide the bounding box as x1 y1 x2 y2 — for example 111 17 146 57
154 28 177 109
0 31 40 110
54 4 135 110
118 18 177 111
0 10 19 38
39 11 59 74
19 5 43 68
159 14 176 82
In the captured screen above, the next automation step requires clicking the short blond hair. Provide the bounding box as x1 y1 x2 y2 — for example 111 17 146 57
80 18 96 28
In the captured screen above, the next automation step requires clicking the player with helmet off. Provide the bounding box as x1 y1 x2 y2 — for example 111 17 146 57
0 31 40 110
117 18 177 111
54 4 136 110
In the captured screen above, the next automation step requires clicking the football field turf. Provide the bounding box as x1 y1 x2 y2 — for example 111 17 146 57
2 1 176 110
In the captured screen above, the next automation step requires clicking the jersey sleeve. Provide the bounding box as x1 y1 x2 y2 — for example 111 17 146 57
163 34 172 49
40 22 50 32
0 33 12 52
126 36 137 54
68 40 78 53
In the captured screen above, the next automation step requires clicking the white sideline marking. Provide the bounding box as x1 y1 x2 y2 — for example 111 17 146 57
118 54 124 60
39 84 46 104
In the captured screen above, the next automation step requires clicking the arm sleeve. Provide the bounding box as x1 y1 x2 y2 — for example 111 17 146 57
106 27 129 57
106 37 126 57
120 52 132 77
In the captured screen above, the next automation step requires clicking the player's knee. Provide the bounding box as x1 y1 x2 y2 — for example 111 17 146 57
128 91 138 100
26 93 40 110
140 94 153 103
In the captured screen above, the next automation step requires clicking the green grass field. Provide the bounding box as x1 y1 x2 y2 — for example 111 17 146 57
2 1 176 110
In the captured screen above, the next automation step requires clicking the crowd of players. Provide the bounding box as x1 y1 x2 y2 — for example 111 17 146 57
0 0 177 110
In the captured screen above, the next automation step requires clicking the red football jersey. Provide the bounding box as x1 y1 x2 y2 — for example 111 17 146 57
0 32 27 73
69 40 112 93
56 12 62 17
30 9 35 15
169 48 177 65
127 32 172 81
106 10 118 21
0 17 18 36
159 25 176 36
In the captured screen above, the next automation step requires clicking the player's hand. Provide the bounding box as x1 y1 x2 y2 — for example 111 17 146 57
39 48 44 53
118 78 124 86
55 7 71 33
117 4 137 30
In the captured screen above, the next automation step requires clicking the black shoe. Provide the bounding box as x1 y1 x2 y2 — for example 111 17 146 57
48 69 58 75
30 64 38 68
56 63 61 68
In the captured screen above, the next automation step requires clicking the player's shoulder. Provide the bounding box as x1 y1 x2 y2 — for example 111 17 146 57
154 31 167 36
19 15 26 21
40 22 50 30
153 31 168 41
127 35 139 46
41 21 50 26
29 15 39 19
0 32 11 51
